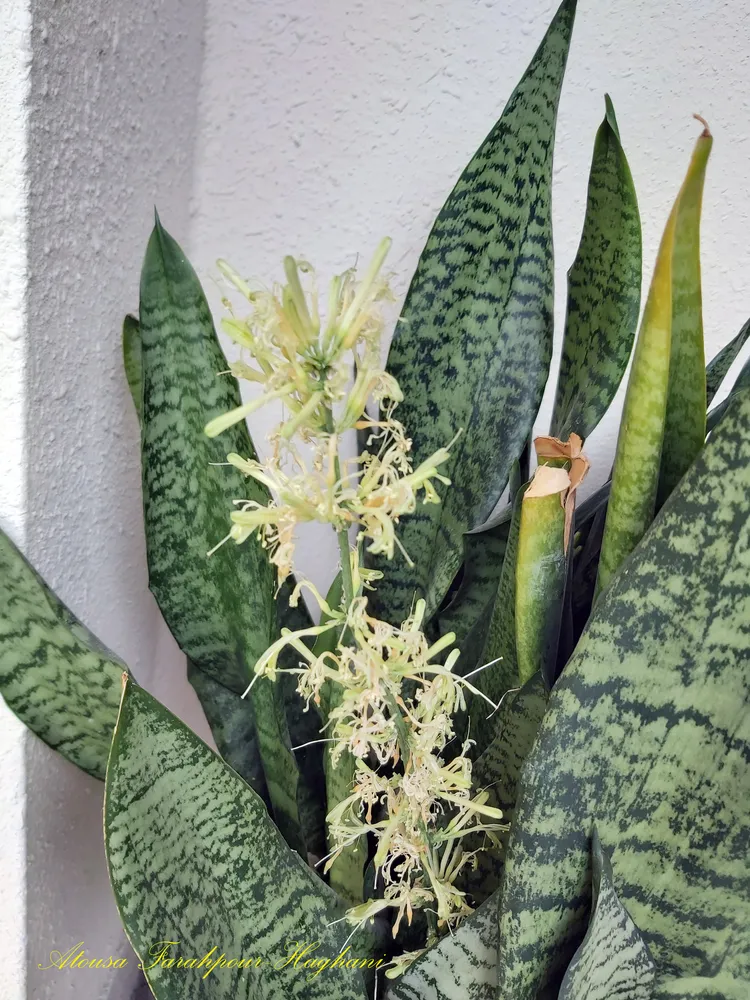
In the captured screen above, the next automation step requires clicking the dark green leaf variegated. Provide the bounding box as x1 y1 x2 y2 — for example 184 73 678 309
497 389 750 1000
437 509 512 677
276 583 328 859
550 95 641 441
385 893 499 1000
104 678 371 1000
0 528 124 780
310 573 365 901
369 0 577 625
468 485 526 755
138 218 306 853
185 659 268 802
705 317 750 405
558 828 656 1000
464 673 547 903
570 481 610 642
706 353 750 435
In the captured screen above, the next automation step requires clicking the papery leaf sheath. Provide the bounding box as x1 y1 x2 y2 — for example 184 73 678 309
0 528 124 779
104 678 370 1000
496 389 750 1000
138 218 305 850
551 96 642 441
368 0 577 625
657 123 713 506
596 127 711 594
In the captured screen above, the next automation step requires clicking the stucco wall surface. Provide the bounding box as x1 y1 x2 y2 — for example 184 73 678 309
0 7 32 1000
191 0 750 595
1 1 209 998
2 2 750 999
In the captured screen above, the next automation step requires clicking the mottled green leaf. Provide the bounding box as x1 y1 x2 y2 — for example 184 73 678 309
0 528 124 780
468 485 526 755
551 95 642 441
186 659 268 803
463 673 547 903
515 467 568 685
123 313 143 422
596 127 711 594
657 124 712 507
138 217 305 852
653 975 749 999
705 317 750 405
706 353 750 435
570 482 610 644
104 678 371 1000
276 583 328 859
385 892 499 1000
369 0 577 625
558 828 656 1000
437 509 512 677
497 389 750 1000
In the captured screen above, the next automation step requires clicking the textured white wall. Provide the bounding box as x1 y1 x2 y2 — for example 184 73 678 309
0 1 209 998
190 0 750 595
0 7 32 999
2 1 750 999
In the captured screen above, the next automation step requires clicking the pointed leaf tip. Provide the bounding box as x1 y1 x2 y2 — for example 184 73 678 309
604 94 621 138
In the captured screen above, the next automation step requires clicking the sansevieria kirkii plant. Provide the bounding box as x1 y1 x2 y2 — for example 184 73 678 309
2 1 749 997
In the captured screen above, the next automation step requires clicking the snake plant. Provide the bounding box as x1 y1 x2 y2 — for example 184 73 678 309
2 1 749 998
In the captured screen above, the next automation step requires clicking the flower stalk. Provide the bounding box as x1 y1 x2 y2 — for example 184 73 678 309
206 242 506 967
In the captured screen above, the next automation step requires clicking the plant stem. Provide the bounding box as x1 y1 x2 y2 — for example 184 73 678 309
324 410 355 607
338 527 354 607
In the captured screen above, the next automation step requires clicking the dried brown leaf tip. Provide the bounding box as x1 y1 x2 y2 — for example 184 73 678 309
532 433 590 552
693 113 711 138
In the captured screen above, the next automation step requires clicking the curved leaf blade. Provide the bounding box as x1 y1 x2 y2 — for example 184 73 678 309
437 510 512 678
705 317 750 406
558 828 656 1000
186 659 268 802
369 0 577 624
551 95 642 441
596 126 711 594
497 388 750 1000
138 217 306 852
464 673 547 904
657 124 713 506
123 313 143 422
0 528 123 779
104 677 371 1000
385 893 499 1000
467 485 527 755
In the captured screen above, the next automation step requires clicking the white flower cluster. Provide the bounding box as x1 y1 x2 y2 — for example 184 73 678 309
206 241 505 962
